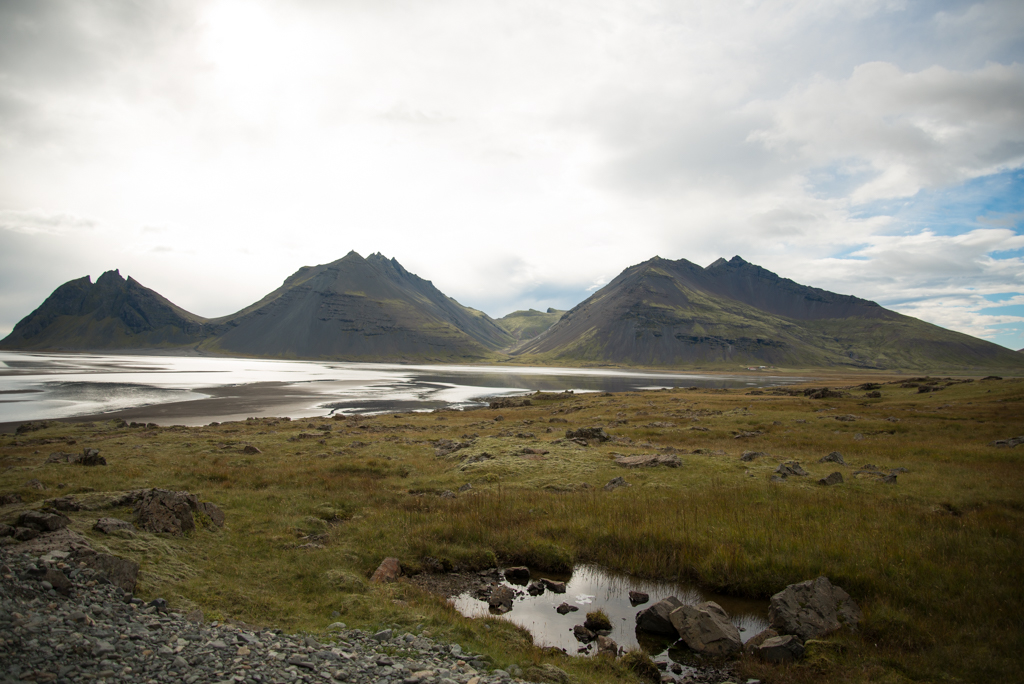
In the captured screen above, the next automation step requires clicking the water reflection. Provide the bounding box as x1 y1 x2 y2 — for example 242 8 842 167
0 351 799 425
450 564 767 666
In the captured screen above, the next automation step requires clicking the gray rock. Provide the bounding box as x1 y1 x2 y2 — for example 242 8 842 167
555 602 578 614
573 624 595 642
818 471 844 486
740 451 767 462
819 451 846 465
757 634 805 662
540 578 566 593
565 426 610 442
669 601 742 655
635 596 684 635
603 476 630 491
769 576 863 640
775 461 809 476
629 590 649 605
93 517 136 534
79 448 106 466
17 510 70 532
504 566 530 581
614 454 682 468
76 550 140 593
488 585 515 613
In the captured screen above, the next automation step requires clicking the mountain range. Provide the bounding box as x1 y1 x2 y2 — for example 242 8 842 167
3 252 1022 371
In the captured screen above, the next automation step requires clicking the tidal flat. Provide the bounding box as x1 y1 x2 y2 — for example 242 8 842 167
1 374 1022 683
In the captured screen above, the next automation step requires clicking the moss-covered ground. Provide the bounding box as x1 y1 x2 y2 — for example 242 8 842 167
2 374 1023 683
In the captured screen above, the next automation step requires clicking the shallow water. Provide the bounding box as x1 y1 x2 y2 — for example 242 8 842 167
451 564 768 666
0 351 798 425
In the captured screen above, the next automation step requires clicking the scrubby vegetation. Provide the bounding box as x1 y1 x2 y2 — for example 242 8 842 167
2 374 1023 682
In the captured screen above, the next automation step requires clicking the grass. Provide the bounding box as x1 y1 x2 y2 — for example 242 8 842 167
1 374 1023 682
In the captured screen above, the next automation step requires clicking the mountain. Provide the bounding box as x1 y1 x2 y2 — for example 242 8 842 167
0 270 213 350
201 252 513 360
0 253 514 362
496 308 565 341
511 256 1024 370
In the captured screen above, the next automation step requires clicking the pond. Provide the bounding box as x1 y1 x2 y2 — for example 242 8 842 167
450 564 767 669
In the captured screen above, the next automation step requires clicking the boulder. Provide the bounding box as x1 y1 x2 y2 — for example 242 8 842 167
0 493 23 506
629 590 649 605
79 448 106 466
488 585 515 613
46 452 80 464
242 445 262 454
603 477 630 492
635 596 684 635
527 581 545 596
769 576 862 640
573 624 595 642
669 601 742 656
17 510 71 532
76 550 140 593
775 462 809 477
743 628 779 655
565 427 610 442
540 578 566 593
523 664 569 684
740 451 767 462
25 479 47 490
489 397 532 409
47 496 82 511
0 524 13 537
756 634 805 662
505 566 530 581
14 527 40 541
133 489 224 535
93 518 136 535
41 567 73 596
556 602 578 614
370 557 401 583
614 454 682 468
819 451 845 465
596 635 618 656
818 472 844 486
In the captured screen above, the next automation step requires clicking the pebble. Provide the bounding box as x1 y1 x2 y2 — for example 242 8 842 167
0 547 532 684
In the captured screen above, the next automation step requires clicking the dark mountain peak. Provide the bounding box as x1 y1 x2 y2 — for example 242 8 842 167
96 269 125 286
707 257 728 269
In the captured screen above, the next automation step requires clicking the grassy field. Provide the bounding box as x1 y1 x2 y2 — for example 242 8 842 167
2 374 1023 683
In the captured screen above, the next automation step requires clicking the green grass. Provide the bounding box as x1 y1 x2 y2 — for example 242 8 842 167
2 374 1023 682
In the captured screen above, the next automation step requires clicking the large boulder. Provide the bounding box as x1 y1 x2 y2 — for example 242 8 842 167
17 510 70 533
635 596 684 635
488 585 515 613
756 634 805 662
93 518 136 535
132 489 224 536
769 576 862 640
370 557 401 583
669 601 742 656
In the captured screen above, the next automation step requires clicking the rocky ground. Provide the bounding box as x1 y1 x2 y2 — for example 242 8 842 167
0 547 539 684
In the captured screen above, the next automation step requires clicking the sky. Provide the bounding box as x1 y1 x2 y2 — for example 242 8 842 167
1 0 1022 350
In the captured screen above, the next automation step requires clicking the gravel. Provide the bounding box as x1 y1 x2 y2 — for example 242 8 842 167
0 546 532 684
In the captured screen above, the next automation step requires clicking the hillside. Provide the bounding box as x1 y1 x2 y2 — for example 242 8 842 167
496 308 565 341
0 270 214 350
512 256 1024 370
203 252 513 361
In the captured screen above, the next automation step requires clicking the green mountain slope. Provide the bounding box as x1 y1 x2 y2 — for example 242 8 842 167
0 270 213 351
512 256 1024 370
496 308 565 341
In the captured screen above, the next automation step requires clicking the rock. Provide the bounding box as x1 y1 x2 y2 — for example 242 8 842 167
883 473 897 484
629 590 649 605
93 517 136 534
242 445 262 454
41 567 73 596
17 510 71 532
565 427 610 442
614 454 682 468
488 585 515 613
775 461 809 477
769 576 862 640
77 550 140 593
740 451 767 462
757 634 805 662
79 448 106 466
527 581 545 596
25 479 47 490
865 391 882 398
14 527 40 541
635 596 684 635
669 601 742 655
524 664 570 684
370 557 401 583
603 476 630 491
540 578 566 593
743 627 779 654
505 566 530 581
133 488 223 535
584 611 612 631
0 493 23 506
573 624 595 642
556 602 578 614
0 524 13 537
596 634 618 655
46 452 80 464
818 472 843 486
991 435 1024 448
819 451 845 465
47 496 82 511
198 501 225 527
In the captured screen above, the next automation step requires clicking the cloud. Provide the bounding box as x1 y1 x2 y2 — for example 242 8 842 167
0 210 96 235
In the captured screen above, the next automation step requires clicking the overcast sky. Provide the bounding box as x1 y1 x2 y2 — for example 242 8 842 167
1 0 1022 349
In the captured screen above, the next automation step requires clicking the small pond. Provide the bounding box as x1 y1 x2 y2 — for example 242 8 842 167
450 564 767 668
